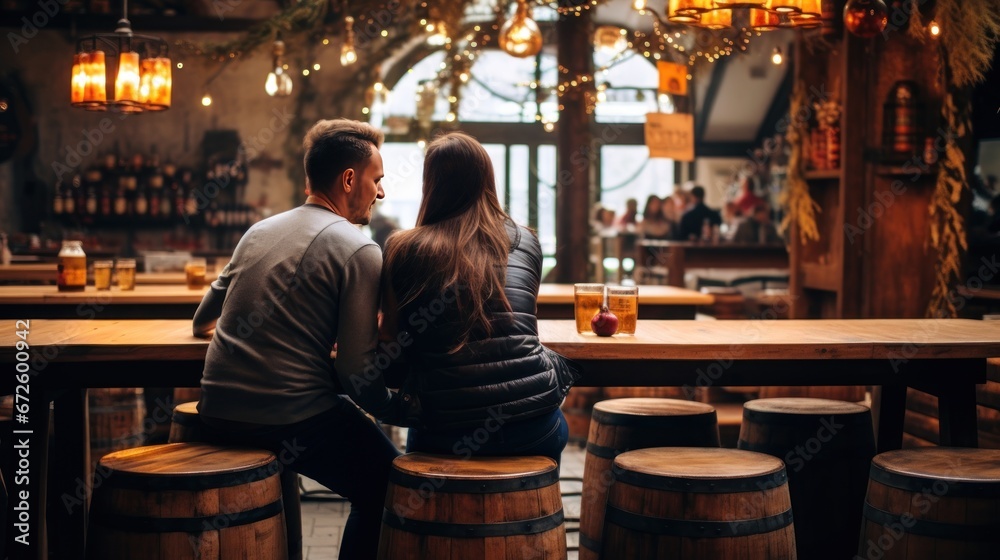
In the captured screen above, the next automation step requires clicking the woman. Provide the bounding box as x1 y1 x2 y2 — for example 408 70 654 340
380 132 579 463
639 195 672 240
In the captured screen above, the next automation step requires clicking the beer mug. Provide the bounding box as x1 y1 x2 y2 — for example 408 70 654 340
574 283 605 334
116 259 136 291
607 285 638 335
185 258 207 290
93 260 113 291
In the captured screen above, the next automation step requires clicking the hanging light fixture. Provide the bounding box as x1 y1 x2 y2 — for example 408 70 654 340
340 16 358 66
499 0 543 58
661 0 828 31
71 0 170 112
264 37 293 97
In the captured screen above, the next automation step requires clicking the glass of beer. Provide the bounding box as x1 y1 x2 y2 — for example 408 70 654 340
607 285 638 335
574 283 605 334
93 260 113 290
185 258 207 289
116 259 136 290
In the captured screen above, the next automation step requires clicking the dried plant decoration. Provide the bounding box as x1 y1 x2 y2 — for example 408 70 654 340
781 81 821 244
925 0 998 316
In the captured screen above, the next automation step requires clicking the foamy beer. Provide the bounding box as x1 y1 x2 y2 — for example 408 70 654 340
185 258 207 290
93 260 113 291
116 259 136 291
607 285 638 335
574 283 604 334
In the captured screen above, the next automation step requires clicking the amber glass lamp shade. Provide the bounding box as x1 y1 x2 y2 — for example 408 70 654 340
499 0 543 58
71 53 87 105
769 0 802 13
796 0 822 19
843 0 888 38
139 57 171 110
114 51 142 112
699 9 733 29
749 9 780 30
714 0 768 8
83 50 107 109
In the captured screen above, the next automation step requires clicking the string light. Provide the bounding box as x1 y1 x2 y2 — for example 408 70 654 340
771 46 784 65
265 38 293 97
201 93 212 107
929 20 941 37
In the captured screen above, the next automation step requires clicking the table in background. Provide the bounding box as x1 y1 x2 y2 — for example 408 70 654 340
2 318 997 559
0 264 218 287
0 285 210 319
535 283 713 320
636 240 789 287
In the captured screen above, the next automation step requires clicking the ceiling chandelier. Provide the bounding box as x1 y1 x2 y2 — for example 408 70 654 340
663 0 823 30
71 0 172 113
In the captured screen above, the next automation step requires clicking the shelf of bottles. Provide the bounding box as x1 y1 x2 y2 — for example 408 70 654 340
50 148 260 233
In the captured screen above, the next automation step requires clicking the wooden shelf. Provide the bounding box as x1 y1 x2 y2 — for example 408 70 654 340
803 169 841 180
875 164 938 177
801 262 840 292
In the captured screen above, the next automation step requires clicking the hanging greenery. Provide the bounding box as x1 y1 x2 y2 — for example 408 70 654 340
780 80 821 245
925 0 1000 317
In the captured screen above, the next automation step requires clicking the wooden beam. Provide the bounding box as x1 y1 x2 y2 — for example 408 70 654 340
554 5 594 283
695 57 731 141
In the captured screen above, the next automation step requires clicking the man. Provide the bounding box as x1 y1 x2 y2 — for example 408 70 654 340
192 119 400 560
678 185 722 241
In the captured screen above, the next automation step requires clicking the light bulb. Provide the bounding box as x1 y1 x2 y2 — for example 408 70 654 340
201 94 212 107
633 0 647 10
426 22 449 46
265 68 293 97
771 47 783 65
340 44 357 66
929 20 940 37
499 0 543 58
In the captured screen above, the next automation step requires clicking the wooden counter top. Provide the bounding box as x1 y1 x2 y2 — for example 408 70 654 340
0 284 209 304
0 264 219 285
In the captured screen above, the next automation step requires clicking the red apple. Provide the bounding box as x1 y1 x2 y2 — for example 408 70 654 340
591 305 619 337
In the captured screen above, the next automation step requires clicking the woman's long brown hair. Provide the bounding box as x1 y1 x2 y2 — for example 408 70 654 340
383 132 512 346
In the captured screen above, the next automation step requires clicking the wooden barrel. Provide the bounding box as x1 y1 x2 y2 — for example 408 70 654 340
377 453 566 560
167 401 303 560
579 398 720 560
758 385 868 402
602 447 796 559
739 398 875 559
90 388 146 468
859 447 1000 559
562 387 602 446
168 401 204 443
86 443 287 560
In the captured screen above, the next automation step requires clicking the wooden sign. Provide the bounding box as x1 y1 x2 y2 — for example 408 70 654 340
658 61 688 96
645 113 694 161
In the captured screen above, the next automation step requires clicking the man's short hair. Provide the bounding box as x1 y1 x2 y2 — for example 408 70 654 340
689 185 706 200
303 119 384 195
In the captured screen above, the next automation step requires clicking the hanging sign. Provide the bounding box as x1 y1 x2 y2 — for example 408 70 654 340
645 112 694 161
657 61 688 96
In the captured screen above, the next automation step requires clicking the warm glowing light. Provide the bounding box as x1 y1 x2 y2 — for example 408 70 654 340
749 8 780 30
83 50 107 107
114 51 141 109
543 121 555 132
341 16 358 65
313 63 321 71
843 0 888 38
446 111 456 122
699 9 732 30
302 69 311 76
71 53 87 105
265 69 293 97
929 20 940 37
633 0 647 11
373 81 384 92
771 47 784 65
499 0 543 58
176 62 183 69
427 22 449 46
201 94 212 107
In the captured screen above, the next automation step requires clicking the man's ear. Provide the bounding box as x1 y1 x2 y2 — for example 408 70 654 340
343 168 355 193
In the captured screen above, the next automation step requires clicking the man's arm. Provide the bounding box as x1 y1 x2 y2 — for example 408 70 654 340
192 261 233 337
335 244 401 423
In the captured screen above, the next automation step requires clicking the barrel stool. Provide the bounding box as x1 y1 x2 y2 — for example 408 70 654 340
169 401 303 560
579 398 720 560
601 447 796 559
86 443 287 560
859 447 1000 559
738 398 874 559
90 388 146 469
757 385 868 402
377 453 566 560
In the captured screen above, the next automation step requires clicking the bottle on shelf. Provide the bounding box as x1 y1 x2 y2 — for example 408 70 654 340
701 218 712 242
52 180 65 216
84 168 100 219
66 175 80 216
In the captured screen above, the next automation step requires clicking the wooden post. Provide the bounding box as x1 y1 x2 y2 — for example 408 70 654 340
554 4 595 283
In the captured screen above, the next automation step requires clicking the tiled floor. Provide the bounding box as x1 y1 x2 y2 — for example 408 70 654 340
298 440 588 560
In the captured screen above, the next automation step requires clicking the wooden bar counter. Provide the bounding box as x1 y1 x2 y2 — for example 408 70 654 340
1 318 997 559
0 264 219 286
0 284 210 319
